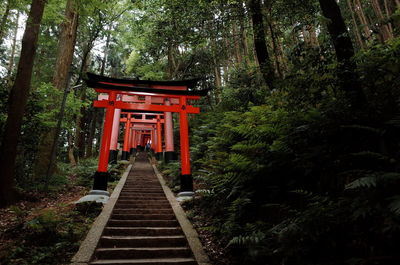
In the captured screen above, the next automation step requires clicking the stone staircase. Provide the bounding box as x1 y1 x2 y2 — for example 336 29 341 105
90 154 197 265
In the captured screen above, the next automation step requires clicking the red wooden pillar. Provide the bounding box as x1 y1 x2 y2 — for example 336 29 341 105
151 127 155 151
121 113 131 160
94 91 117 190
109 108 121 163
155 115 163 160
137 130 143 151
179 96 193 191
130 127 137 154
164 98 176 162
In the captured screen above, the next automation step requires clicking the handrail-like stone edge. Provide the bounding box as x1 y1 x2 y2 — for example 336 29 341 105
152 164 211 265
70 163 133 265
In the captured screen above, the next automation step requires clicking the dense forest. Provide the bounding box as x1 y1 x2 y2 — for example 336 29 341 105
1 0 400 264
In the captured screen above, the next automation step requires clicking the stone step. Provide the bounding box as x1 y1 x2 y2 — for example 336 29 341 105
121 190 164 194
99 235 187 248
95 247 192 260
90 257 197 265
111 214 176 220
117 197 166 201
107 219 179 227
103 227 182 236
114 204 171 210
113 209 173 215
116 200 170 205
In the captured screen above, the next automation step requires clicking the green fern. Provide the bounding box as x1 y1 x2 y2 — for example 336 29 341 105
388 196 400 215
228 231 265 247
345 176 377 190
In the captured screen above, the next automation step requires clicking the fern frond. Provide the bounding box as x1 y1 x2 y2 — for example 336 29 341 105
388 196 400 215
345 176 376 190
227 231 265 247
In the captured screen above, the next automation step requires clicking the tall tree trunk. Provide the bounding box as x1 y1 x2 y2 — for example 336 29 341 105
85 108 97 158
73 52 91 160
237 4 251 66
371 0 393 40
318 0 366 108
354 0 372 42
100 26 111 76
232 24 243 64
74 86 87 159
0 0 46 208
383 0 393 35
266 11 284 78
247 0 274 89
34 0 78 178
6 11 19 88
0 0 11 46
347 0 365 49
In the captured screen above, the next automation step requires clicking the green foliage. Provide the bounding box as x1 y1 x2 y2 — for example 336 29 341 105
187 39 400 265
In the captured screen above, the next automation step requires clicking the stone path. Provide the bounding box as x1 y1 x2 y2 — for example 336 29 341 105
90 153 197 265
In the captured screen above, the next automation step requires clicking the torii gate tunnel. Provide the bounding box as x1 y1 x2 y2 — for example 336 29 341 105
85 73 207 192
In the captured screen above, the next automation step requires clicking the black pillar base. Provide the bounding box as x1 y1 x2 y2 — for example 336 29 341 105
180 174 193 192
121 151 130 161
155 152 163 161
108 150 118 164
93 171 110 191
164 151 177 163
130 148 137 155
137 145 144 151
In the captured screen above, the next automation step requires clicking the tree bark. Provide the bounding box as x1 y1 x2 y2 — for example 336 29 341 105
6 11 19 88
0 0 11 46
85 108 97 157
318 0 366 108
34 0 78 178
232 23 243 64
347 0 365 49
383 0 393 35
354 0 373 42
0 0 46 208
371 0 393 41
247 0 274 89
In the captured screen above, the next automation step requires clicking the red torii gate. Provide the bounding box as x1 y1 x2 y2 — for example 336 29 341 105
85 73 207 193
119 112 165 160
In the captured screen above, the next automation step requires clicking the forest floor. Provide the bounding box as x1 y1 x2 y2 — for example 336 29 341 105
0 185 88 264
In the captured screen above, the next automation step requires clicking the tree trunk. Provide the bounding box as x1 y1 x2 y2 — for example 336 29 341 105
318 0 366 108
0 0 11 46
232 23 243 64
354 0 372 42
100 26 111 76
0 0 46 208
267 12 284 78
85 108 97 158
6 11 19 88
34 0 78 178
74 86 87 159
238 4 251 66
347 0 365 49
371 0 393 40
68 133 77 167
247 0 274 89
383 0 393 35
